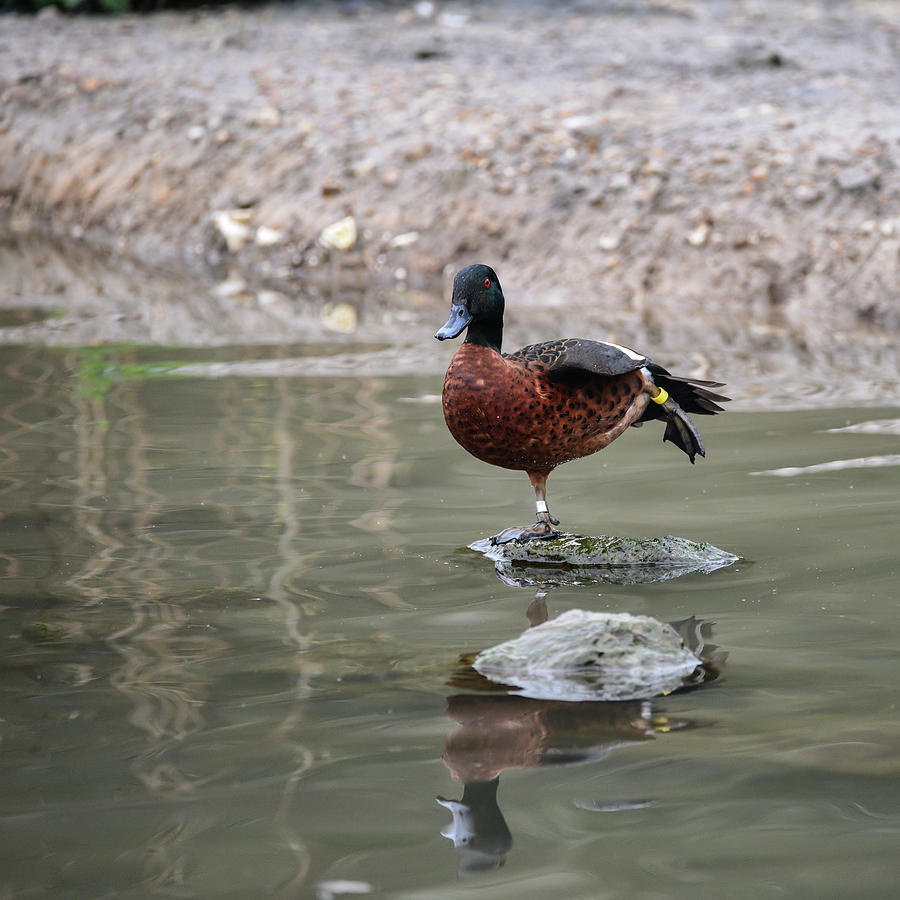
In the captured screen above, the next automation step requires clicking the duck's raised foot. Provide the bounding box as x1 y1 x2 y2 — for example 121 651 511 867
491 520 560 545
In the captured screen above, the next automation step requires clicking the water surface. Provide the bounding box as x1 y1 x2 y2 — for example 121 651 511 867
1 343 898 899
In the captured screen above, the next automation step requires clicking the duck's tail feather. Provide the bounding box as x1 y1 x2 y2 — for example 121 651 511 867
638 364 731 463
647 366 730 415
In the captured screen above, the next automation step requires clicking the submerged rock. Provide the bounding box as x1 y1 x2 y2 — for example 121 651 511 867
474 609 705 702
469 533 738 586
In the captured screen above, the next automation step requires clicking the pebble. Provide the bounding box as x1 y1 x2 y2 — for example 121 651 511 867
249 106 281 127
319 216 357 250
352 159 376 177
211 209 253 252
562 115 605 142
836 166 878 191
388 231 419 249
255 225 283 247
794 184 821 204
598 233 620 251
686 220 711 247
212 274 249 297
321 302 358 334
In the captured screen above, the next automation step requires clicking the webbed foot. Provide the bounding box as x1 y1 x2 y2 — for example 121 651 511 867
491 518 560 545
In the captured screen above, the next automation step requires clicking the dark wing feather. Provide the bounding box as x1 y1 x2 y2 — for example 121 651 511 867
506 338 649 378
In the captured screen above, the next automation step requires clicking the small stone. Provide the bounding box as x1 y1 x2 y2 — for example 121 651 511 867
319 216 357 251
686 220 711 247
404 142 432 162
249 106 281 127
321 302 358 334
816 141 852 165
255 225 283 247
211 210 253 252
794 184 821 204
381 168 401 187
561 115 605 142
212 274 249 297
598 233 620 251
321 182 343 197
187 125 206 142
352 159 376 177
388 231 419 249
256 290 287 308
836 166 878 192
880 220 895 237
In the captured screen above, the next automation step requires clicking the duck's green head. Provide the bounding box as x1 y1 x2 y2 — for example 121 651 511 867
434 264 505 351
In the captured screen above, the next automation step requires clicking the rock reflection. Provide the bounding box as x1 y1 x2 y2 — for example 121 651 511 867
438 617 723 874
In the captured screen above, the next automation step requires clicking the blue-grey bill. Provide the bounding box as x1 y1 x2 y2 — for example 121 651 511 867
434 304 473 340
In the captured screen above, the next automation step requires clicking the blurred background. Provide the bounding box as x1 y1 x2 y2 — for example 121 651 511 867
2 0 898 390
1 2 899 899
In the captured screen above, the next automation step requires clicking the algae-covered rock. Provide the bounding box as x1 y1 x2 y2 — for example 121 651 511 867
469 533 737 586
474 609 704 702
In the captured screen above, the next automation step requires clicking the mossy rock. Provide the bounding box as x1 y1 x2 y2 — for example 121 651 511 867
469 533 738 586
474 609 706 702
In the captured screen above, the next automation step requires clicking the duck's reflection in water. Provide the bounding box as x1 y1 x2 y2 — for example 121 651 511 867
437 617 722 874
437 688 688 874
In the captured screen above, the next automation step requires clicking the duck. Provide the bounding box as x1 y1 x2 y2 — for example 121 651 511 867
434 264 729 544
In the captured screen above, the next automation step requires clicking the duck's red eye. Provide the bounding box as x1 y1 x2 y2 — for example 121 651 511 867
483 278 491 288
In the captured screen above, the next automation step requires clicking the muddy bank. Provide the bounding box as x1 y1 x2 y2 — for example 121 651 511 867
0 0 898 385
1 230 896 411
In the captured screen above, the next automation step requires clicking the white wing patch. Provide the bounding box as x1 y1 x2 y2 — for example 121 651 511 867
604 341 646 362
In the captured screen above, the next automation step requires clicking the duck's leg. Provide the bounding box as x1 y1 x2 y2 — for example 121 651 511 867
491 470 560 545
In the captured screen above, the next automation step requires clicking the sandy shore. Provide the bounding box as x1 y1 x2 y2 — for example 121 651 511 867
0 0 898 398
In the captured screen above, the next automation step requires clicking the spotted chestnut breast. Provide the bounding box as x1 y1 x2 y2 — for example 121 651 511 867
442 341 648 474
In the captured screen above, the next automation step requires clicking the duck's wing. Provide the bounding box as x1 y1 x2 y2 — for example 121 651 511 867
506 338 650 377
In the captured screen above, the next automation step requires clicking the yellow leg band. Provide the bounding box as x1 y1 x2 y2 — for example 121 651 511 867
651 387 669 405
